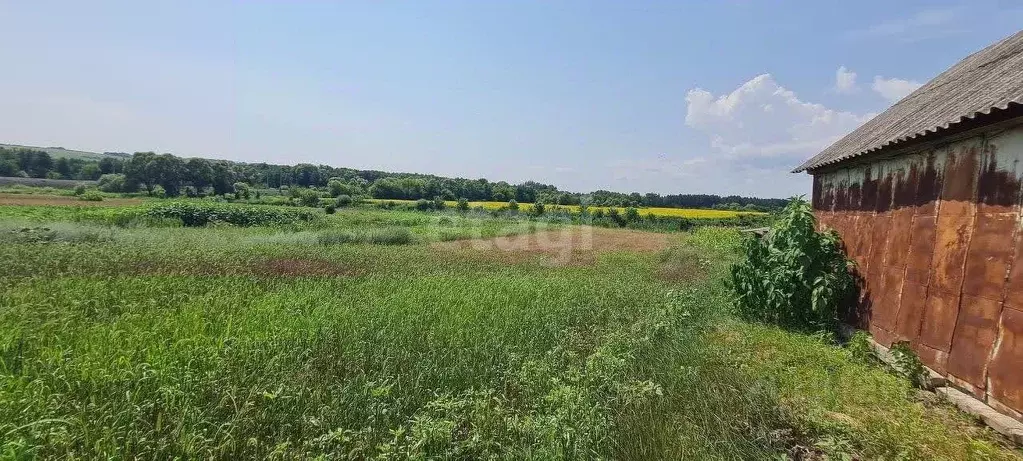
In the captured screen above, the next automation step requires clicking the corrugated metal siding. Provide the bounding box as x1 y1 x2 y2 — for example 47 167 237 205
813 121 1023 419
796 30 1023 173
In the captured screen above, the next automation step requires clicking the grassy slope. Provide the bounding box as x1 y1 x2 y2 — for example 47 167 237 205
0 204 1020 459
0 143 126 161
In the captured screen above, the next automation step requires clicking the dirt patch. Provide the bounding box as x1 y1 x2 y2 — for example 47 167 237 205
431 226 671 266
655 247 713 283
0 193 143 207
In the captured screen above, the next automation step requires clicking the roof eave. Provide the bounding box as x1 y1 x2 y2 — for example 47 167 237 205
793 101 1023 174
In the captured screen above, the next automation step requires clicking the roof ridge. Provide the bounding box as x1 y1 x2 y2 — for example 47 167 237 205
794 29 1023 173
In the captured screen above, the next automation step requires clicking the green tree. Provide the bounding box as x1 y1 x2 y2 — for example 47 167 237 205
54 157 72 179
508 199 519 211
186 158 214 192
31 152 54 178
210 162 234 196
456 197 469 212
327 179 345 197
233 182 251 200
98 157 120 174
145 154 186 196
0 158 17 176
79 163 101 180
97 174 126 192
295 188 321 207
294 164 321 187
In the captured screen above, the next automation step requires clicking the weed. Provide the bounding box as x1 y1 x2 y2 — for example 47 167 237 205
727 197 855 333
847 331 875 364
890 341 928 388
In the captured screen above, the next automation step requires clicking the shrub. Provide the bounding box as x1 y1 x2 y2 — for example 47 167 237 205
414 199 432 211
367 227 414 245
143 202 319 227
150 185 167 198
317 230 363 245
508 199 519 211
727 197 854 332
432 195 446 211
97 174 126 193
607 208 625 227
233 182 251 200
625 207 640 222
316 227 414 245
183 185 199 197
327 179 344 197
73 184 87 196
295 188 322 207
324 204 336 214
79 191 104 202
456 197 469 212
335 194 353 208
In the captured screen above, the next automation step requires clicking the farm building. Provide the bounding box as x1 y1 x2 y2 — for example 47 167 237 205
795 30 1023 419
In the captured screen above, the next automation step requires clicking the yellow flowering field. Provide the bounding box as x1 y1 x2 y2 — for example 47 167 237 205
364 199 764 219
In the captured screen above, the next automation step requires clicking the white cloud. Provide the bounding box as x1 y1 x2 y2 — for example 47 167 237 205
847 7 965 42
835 66 858 93
685 74 874 162
871 76 923 102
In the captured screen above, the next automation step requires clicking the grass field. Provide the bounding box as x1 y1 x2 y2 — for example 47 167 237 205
365 198 764 219
0 143 125 161
1 201 1020 459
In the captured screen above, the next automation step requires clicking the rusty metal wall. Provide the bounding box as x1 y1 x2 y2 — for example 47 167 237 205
812 120 1023 420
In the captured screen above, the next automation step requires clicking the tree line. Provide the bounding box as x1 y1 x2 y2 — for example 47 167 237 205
0 146 787 210
0 147 124 180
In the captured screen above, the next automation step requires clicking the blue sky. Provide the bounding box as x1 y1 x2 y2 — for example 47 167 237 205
1 1 1021 198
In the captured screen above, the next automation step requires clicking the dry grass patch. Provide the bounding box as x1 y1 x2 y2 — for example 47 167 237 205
0 193 142 207
432 226 672 266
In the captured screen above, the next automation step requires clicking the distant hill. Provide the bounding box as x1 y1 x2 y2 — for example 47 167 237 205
0 143 129 161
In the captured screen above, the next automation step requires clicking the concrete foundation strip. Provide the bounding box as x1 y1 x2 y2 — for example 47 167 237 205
864 334 1023 445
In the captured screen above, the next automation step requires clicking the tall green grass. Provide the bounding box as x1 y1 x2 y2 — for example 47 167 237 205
0 205 1020 459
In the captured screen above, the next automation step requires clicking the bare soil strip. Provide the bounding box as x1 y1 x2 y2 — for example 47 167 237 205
432 226 672 266
0 193 143 207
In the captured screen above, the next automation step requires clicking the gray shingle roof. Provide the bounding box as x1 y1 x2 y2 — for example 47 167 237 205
794 30 1023 173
